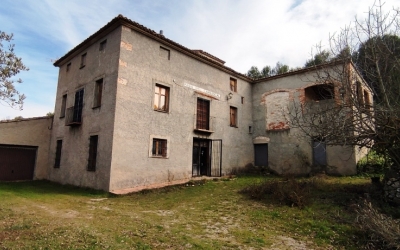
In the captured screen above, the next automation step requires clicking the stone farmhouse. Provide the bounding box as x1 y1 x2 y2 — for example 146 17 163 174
0 15 372 193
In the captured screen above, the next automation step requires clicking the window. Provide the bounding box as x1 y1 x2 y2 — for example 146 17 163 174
196 98 210 130
66 63 71 72
80 53 87 68
230 78 237 92
60 94 67 118
159 46 170 60
154 84 169 112
65 88 84 126
241 97 244 104
99 40 107 51
364 90 371 108
152 138 167 157
93 79 103 108
230 106 238 127
305 84 334 101
54 140 62 168
87 135 98 171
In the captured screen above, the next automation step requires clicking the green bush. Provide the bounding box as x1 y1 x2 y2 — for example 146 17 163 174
357 151 389 176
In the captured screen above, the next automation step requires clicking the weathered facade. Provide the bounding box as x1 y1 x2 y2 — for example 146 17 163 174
0 15 370 192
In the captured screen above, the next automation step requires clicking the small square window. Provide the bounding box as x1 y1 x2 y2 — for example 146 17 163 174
54 140 62 168
80 53 87 68
230 106 238 127
66 63 71 72
152 138 167 157
230 78 237 92
87 135 98 171
60 94 67 118
154 84 169 112
99 40 107 51
93 79 103 108
159 46 170 60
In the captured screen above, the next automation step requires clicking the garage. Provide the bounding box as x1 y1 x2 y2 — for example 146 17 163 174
0 144 37 181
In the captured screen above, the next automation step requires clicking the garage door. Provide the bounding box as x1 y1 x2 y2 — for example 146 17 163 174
0 145 37 181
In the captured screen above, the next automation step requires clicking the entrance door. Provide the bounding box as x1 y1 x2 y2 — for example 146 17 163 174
313 141 327 166
192 138 222 177
254 144 268 166
0 145 37 181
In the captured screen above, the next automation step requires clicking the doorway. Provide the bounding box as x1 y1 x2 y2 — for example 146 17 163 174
192 138 222 177
254 143 268 167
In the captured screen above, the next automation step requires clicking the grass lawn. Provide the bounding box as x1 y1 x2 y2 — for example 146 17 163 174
0 175 396 249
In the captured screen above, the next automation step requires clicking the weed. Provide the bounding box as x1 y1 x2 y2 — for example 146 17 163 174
354 200 400 249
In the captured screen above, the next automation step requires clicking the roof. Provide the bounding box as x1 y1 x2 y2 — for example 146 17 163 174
54 15 251 81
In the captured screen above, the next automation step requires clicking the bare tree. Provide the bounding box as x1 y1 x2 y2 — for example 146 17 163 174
290 1 400 169
0 31 28 110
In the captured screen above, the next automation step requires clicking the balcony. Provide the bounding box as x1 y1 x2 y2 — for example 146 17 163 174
194 115 215 134
65 106 83 126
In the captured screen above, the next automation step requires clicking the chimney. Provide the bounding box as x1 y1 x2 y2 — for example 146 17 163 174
159 30 163 36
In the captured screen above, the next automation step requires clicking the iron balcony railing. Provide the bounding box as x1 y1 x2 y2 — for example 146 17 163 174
65 106 83 126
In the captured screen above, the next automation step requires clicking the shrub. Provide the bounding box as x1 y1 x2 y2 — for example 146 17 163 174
241 177 312 208
354 200 400 249
357 151 390 176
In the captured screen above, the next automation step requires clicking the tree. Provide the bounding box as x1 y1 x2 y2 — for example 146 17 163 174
247 62 289 79
0 31 28 110
246 65 273 79
304 50 331 67
290 1 400 170
271 62 289 75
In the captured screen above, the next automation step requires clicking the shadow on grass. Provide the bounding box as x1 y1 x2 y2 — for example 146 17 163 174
0 180 109 198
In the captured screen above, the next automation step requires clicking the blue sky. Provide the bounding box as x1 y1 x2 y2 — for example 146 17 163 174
1 0 399 119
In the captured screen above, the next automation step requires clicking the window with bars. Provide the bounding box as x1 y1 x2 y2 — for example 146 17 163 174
87 135 98 171
230 106 238 127
54 140 62 168
152 138 167 157
93 79 103 108
154 84 169 112
230 78 237 92
196 98 210 130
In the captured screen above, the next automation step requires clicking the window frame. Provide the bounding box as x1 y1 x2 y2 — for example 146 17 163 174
230 106 238 127
87 135 98 171
159 46 170 60
80 53 87 69
152 138 168 158
99 39 107 51
54 140 62 168
60 94 67 118
196 98 210 130
93 78 103 108
154 84 170 112
230 78 237 92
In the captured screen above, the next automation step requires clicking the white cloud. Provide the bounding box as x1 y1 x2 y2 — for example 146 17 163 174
1 0 400 118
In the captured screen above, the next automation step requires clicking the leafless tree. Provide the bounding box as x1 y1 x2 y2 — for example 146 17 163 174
290 1 400 168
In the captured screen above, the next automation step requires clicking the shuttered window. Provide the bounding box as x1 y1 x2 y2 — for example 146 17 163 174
196 98 210 130
230 106 238 127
